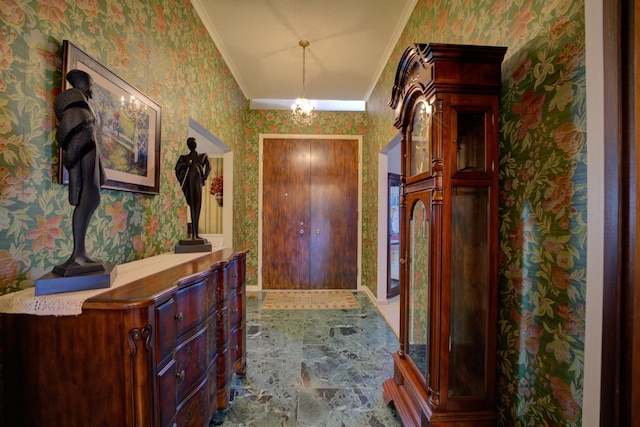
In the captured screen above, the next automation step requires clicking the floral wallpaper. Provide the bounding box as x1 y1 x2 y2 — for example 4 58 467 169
366 0 586 425
0 0 247 294
1 0 588 425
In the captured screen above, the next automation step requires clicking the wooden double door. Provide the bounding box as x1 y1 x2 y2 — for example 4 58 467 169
262 138 358 290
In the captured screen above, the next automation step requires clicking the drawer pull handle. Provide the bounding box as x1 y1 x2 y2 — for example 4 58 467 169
175 312 184 321
176 370 186 383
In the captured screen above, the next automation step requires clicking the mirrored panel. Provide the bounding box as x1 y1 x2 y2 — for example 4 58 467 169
409 101 431 177
388 174 401 298
456 111 486 172
449 186 489 397
408 198 429 381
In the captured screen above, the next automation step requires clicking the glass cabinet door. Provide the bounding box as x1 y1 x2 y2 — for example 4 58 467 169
448 186 489 397
407 194 430 381
454 109 488 173
409 101 432 177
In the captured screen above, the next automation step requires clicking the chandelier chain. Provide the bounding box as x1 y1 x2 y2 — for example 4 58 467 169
301 42 306 97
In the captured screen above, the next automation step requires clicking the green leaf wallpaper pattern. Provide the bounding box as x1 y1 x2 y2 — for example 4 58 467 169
0 0 247 293
1 0 588 425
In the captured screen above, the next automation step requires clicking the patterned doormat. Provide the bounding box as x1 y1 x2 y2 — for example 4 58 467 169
261 290 360 310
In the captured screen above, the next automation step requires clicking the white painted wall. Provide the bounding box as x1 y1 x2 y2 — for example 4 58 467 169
582 0 604 424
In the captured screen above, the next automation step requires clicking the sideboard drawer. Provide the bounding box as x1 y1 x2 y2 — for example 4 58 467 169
157 359 177 427
175 279 208 337
176 377 209 427
227 259 239 289
230 301 241 326
175 326 208 405
156 298 177 364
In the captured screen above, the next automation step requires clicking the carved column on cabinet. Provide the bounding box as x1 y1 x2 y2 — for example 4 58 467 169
127 324 153 426
428 97 443 410
398 132 408 359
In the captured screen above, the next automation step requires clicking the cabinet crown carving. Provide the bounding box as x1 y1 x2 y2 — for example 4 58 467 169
389 43 507 130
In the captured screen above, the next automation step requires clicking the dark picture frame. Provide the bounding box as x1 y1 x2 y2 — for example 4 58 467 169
58 40 161 194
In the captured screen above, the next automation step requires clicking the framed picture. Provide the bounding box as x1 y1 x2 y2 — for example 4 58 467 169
58 40 161 194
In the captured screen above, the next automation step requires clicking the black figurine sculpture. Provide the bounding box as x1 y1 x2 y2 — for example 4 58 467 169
52 69 106 277
175 137 212 252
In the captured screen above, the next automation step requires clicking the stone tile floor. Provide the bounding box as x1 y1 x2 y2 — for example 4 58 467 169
211 291 402 426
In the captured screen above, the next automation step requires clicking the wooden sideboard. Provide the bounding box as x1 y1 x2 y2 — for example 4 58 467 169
1 248 248 427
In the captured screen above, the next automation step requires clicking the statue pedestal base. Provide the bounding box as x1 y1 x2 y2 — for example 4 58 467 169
175 238 212 253
53 260 106 277
35 263 118 296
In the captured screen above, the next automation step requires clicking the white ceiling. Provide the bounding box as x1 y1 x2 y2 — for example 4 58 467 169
191 0 417 111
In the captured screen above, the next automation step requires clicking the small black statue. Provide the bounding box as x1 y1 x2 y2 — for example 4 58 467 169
175 137 211 242
53 69 106 277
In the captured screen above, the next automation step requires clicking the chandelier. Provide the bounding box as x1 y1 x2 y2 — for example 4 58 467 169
119 95 147 163
120 95 146 124
291 40 317 126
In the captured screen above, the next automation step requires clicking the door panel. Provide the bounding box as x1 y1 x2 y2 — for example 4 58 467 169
262 139 310 289
309 139 358 289
262 138 358 290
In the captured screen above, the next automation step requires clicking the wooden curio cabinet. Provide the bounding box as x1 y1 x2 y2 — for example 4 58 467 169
382 43 506 426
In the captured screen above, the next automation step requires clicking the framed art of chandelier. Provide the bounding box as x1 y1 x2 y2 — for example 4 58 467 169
58 40 162 195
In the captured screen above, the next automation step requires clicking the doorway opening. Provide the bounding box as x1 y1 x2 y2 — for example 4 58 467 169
188 118 233 248
377 133 402 301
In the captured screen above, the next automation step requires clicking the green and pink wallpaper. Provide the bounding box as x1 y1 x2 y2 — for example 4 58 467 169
366 0 586 425
0 0 247 294
1 0 588 425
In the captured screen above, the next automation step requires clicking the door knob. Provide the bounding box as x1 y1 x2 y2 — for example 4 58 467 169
299 229 304 235
316 229 320 234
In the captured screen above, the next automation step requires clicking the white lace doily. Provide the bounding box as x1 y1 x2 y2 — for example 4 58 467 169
0 252 212 317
